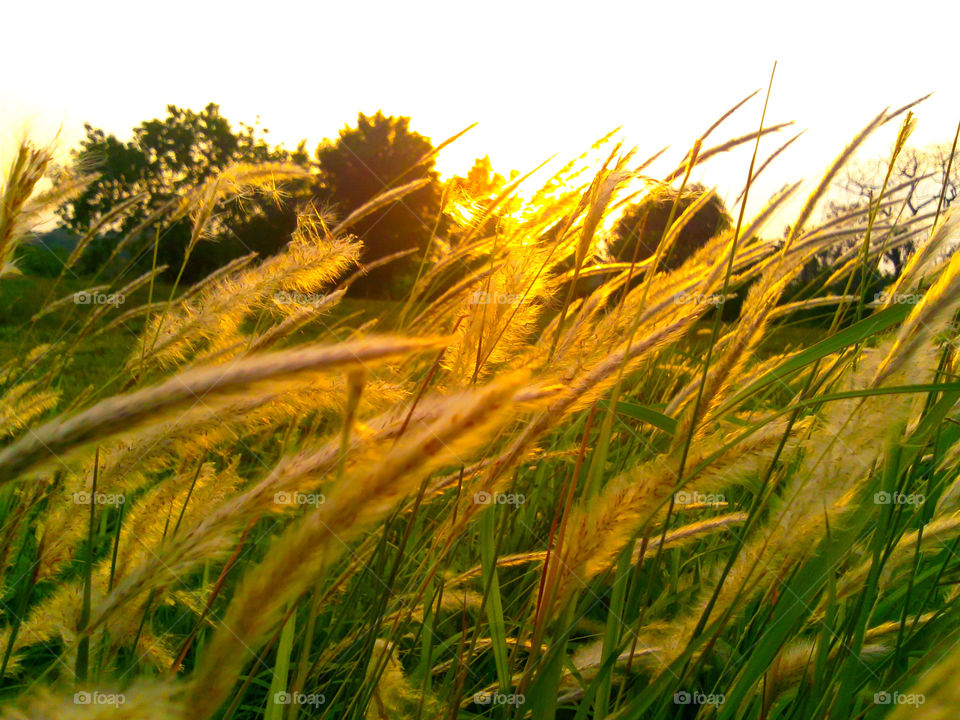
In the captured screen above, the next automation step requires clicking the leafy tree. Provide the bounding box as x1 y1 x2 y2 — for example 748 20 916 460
314 112 442 297
609 183 731 271
58 103 310 280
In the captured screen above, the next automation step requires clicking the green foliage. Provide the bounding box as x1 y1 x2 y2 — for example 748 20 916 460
610 183 732 270
13 239 72 278
314 112 443 297
57 103 310 280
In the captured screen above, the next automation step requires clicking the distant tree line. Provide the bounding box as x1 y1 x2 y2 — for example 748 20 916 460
52 104 446 295
44 102 957 305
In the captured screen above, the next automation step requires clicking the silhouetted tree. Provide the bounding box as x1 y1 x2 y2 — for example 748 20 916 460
314 112 442 297
825 142 960 278
609 183 731 271
58 103 310 280
783 140 960 327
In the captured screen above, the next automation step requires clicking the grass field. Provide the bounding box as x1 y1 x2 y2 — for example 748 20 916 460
2 104 960 720
0 276 403 407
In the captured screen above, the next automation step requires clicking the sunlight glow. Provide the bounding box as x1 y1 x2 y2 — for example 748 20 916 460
3 0 958 226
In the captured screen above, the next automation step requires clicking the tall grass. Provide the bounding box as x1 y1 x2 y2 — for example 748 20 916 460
1 98 960 720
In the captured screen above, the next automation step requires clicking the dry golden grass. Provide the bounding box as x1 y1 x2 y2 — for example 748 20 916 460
1 99 960 720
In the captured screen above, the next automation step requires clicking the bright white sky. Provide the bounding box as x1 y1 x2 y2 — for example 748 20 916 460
2 0 958 226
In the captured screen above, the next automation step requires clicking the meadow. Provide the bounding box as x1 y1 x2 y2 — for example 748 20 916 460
2 95 960 720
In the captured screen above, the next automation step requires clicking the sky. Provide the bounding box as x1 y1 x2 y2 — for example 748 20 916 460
2 0 959 226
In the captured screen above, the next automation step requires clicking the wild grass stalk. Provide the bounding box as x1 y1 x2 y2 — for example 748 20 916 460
3 99 960 720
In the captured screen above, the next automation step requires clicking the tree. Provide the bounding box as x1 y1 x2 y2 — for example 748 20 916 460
448 156 506 200
314 112 443 297
609 183 731 270
58 103 310 280
826 141 960 277
443 156 518 245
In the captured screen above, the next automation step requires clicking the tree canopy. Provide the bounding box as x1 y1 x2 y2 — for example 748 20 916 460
609 183 731 270
314 111 443 296
448 156 507 200
58 103 309 280
825 141 960 278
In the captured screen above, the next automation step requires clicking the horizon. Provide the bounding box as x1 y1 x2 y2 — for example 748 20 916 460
3 0 958 226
